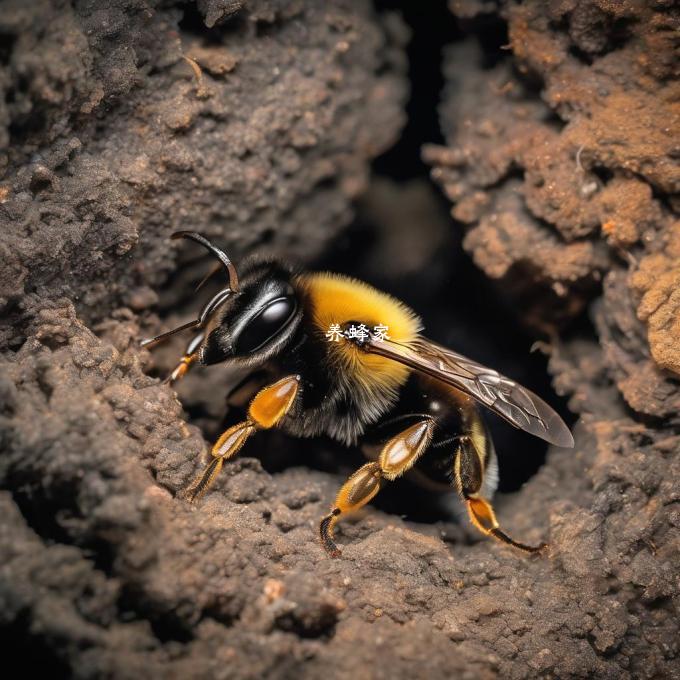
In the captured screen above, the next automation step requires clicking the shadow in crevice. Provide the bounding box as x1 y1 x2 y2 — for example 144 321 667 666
311 1 577 500
1 613 71 680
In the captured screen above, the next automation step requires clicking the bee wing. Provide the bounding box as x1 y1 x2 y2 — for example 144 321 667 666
366 336 574 448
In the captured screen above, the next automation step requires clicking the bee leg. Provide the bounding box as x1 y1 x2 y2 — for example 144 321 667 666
184 374 300 502
165 353 197 385
454 434 547 554
164 332 205 385
320 418 434 557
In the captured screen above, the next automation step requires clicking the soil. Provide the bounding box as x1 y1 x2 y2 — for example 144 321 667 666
1 1 678 679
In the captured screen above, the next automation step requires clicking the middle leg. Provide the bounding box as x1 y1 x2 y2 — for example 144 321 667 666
320 418 435 557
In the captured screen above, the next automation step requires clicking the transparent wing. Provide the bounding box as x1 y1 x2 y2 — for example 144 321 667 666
366 336 574 448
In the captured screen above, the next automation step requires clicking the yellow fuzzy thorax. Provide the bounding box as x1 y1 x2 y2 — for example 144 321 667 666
295 272 422 395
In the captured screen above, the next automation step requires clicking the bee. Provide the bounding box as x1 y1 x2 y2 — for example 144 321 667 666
142 232 574 557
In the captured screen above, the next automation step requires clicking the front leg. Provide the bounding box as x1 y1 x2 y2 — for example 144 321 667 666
165 331 205 385
184 374 300 502
320 418 435 557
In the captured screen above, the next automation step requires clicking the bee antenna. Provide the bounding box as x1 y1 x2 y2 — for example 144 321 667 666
140 286 231 349
172 231 240 293
140 319 201 348
194 261 223 293
140 233 240 350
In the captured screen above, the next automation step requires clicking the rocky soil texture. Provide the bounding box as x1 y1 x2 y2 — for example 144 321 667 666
1 1 678 678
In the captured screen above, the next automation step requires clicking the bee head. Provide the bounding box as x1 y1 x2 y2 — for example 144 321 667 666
199 259 300 366
140 232 301 367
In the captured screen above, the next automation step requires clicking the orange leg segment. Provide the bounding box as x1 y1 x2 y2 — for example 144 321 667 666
455 435 546 555
320 418 434 557
184 375 300 502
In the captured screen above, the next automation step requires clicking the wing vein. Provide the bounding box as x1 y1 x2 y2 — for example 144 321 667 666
365 336 574 448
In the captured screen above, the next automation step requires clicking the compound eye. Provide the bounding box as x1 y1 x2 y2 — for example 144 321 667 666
234 296 297 355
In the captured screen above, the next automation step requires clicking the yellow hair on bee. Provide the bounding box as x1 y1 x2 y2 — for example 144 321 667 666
295 272 422 400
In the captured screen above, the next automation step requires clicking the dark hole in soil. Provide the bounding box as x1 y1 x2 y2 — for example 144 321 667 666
2 613 71 679
243 1 575 524
158 1 576 525
351 2 573 499
372 2 461 179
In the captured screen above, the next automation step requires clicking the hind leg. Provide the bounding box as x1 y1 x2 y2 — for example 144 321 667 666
453 424 546 554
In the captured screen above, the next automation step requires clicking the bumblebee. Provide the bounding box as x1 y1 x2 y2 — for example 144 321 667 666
142 232 574 557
